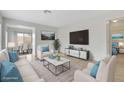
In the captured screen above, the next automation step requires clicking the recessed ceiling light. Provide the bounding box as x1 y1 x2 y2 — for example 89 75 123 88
113 20 118 22
43 10 52 14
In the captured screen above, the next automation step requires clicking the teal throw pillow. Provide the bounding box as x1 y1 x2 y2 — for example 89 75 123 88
8 51 19 63
90 61 100 78
42 46 49 52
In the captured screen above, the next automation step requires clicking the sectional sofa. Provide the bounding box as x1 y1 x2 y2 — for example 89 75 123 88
0 49 44 82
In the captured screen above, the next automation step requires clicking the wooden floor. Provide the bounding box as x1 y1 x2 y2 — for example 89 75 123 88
30 53 124 82
115 54 124 82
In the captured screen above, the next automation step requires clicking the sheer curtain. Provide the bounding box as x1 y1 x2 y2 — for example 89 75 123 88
17 33 32 51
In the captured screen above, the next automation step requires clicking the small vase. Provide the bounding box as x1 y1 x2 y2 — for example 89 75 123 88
54 50 58 53
57 55 60 61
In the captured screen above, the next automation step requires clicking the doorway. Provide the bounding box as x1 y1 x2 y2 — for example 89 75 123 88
109 18 124 55
108 18 124 81
5 24 36 56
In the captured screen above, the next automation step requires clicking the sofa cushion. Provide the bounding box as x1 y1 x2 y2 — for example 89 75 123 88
82 69 91 75
17 64 38 78
23 75 39 82
90 61 100 78
103 56 116 82
15 59 29 67
1 61 23 82
8 51 19 63
74 70 96 82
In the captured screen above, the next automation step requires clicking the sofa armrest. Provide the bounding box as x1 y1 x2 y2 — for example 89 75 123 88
37 49 44 60
74 70 97 82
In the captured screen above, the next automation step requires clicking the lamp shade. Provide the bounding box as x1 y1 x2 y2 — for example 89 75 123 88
8 42 15 48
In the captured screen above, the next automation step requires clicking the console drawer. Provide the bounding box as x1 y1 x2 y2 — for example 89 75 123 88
70 50 79 57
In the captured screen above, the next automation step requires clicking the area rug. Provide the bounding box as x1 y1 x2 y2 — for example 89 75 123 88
30 57 87 82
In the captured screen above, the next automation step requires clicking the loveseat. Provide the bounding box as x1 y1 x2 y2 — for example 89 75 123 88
74 55 117 82
0 49 44 82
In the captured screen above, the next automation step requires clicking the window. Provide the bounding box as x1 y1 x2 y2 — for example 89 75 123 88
17 33 23 46
24 34 32 44
17 33 32 46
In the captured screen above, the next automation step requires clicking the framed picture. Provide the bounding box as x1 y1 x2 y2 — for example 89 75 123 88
112 34 124 40
41 32 55 40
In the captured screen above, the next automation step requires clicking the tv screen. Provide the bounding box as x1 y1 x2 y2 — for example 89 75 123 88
70 30 89 45
41 32 55 40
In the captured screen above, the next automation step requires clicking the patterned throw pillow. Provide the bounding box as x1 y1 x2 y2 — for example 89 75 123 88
8 51 19 63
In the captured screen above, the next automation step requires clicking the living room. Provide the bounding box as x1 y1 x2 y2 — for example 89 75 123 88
1 0 124 92
0 10 124 82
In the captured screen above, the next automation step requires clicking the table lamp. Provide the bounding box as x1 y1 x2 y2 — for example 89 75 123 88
8 42 15 51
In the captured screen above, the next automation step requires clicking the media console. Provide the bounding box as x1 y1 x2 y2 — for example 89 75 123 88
65 48 89 60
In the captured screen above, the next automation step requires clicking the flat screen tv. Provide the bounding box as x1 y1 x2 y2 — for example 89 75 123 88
70 30 89 45
41 32 55 40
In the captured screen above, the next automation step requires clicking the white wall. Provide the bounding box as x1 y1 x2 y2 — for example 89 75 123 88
7 27 32 42
2 11 124 59
8 31 16 42
2 17 58 54
58 11 124 60
58 17 107 60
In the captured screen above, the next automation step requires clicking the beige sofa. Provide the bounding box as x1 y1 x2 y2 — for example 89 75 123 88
119 48 124 53
0 49 44 82
74 55 117 82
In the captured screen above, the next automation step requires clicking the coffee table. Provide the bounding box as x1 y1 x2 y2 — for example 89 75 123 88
43 57 70 76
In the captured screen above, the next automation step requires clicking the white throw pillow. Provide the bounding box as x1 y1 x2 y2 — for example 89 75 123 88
103 56 111 64
0 49 9 63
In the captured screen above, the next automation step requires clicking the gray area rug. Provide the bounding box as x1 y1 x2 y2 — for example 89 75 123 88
30 57 87 82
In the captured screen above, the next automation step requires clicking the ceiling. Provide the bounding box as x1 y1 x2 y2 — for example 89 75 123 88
111 18 124 32
0 10 112 27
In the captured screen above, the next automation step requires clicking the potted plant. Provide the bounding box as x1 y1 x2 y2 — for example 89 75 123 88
53 39 61 60
53 39 61 53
